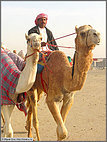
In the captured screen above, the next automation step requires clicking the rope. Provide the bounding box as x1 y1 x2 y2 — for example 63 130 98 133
48 32 76 43
25 32 76 61
25 32 76 93
24 49 40 61
41 52 53 73
46 43 75 49
40 72 48 94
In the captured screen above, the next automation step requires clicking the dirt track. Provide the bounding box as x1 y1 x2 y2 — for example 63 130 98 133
1 69 106 141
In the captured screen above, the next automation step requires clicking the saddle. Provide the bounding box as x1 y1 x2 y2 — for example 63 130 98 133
37 51 72 73
37 51 52 73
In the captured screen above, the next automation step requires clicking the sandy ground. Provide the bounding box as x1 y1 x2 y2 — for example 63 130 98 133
1 68 106 141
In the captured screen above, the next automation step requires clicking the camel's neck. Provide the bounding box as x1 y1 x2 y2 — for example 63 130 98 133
74 50 93 73
68 48 93 92
15 46 39 94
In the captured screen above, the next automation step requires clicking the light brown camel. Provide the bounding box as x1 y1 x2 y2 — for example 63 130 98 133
1 33 42 138
25 25 100 141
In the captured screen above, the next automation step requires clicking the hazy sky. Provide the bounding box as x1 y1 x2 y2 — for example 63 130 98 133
1 1 106 58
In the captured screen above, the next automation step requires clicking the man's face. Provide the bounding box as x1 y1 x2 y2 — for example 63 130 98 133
37 17 47 28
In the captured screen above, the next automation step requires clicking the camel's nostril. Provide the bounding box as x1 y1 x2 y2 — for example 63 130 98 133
98 39 100 43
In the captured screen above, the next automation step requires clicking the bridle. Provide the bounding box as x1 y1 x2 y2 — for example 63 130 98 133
86 29 91 48
72 28 92 79
24 40 40 61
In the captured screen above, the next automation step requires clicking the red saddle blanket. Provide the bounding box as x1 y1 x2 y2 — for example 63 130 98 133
1 49 27 116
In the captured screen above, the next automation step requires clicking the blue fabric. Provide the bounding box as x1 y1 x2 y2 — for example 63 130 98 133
37 64 44 73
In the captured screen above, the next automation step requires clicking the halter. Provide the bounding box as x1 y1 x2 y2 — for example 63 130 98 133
24 40 40 61
72 29 93 79
86 29 91 48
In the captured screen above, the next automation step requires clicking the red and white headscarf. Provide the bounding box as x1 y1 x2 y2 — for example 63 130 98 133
35 13 48 25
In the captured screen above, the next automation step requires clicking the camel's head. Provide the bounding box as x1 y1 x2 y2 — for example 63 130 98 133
75 25 100 53
25 33 42 51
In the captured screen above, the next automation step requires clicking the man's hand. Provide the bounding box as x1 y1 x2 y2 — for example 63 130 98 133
41 42 46 47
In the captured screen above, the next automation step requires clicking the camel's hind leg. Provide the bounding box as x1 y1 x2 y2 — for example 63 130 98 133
28 89 40 141
25 99 33 138
1 105 15 137
1 112 5 125
61 93 74 123
46 91 68 141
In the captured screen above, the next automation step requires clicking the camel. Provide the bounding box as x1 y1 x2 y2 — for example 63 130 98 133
18 50 26 59
26 25 100 141
1 33 42 138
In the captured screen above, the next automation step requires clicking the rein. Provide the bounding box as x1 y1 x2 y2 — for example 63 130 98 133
46 43 75 49
24 49 40 61
25 32 76 61
24 32 76 93
47 32 76 49
48 32 76 43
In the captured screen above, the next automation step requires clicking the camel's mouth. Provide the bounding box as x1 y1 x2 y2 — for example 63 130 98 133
97 43 100 45
34 43 41 48
97 39 100 45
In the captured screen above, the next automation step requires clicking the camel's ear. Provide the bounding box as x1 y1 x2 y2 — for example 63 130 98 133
75 25 78 33
88 25 93 28
25 33 28 40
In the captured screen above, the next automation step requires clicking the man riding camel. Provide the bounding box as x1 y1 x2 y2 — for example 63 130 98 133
28 13 59 51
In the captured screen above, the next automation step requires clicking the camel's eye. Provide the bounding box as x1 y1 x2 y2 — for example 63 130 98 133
80 32 86 37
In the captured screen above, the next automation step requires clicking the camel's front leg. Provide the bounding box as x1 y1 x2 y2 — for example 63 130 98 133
28 89 40 141
1 112 5 133
1 105 15 137
46 94 68 141
61 93 74 123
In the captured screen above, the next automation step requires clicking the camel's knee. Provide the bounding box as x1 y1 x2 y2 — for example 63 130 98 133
56 125 68 141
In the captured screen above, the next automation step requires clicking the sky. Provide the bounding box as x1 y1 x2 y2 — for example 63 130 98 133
1 1 106 58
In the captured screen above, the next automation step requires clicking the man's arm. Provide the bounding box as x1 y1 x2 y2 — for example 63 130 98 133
46 28 59 50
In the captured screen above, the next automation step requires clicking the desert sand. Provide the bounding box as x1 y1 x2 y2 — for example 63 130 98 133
1 68 106 141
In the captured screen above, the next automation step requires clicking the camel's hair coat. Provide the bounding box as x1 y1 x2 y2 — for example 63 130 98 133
1 33 42 138
27 25 100 141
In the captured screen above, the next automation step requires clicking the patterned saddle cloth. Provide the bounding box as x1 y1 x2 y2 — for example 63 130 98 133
1 49 27 116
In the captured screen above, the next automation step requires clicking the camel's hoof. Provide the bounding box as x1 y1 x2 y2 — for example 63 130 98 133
56 126 68 141
57 134 67 141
